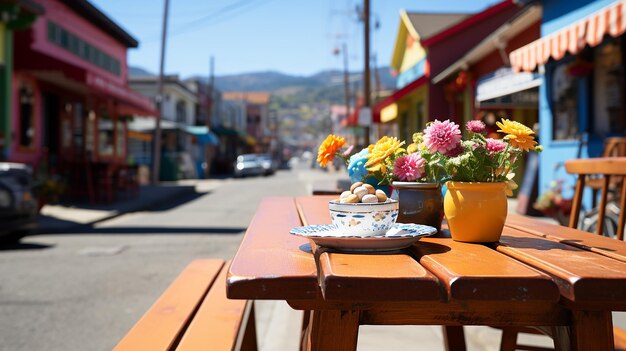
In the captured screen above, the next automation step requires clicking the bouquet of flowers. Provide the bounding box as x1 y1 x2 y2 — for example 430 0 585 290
316 118 541 196
317 134 406 188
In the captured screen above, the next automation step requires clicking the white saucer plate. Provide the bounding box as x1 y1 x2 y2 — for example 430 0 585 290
289 223 437 252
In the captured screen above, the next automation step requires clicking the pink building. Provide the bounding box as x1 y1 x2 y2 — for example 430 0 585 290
12 0 155 200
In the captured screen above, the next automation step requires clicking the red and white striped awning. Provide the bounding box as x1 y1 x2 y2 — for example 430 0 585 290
510 0 626 72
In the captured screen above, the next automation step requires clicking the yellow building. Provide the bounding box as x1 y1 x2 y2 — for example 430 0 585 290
375 11 467 142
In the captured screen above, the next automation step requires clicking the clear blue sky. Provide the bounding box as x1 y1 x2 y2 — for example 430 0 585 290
90 0 499 77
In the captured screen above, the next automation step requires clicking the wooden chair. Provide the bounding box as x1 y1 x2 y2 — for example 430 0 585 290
498 157 626 351
565 157 626 240
585 138 626 207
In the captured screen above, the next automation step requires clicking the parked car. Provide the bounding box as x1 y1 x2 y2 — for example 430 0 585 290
257 154 277 176
0 162 38 243
234 154 264 177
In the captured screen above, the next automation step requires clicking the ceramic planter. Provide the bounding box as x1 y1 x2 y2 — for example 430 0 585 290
444 181 507 243
391 182 443 231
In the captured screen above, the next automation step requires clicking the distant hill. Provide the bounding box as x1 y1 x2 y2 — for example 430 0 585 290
129 65 395 106
129 66 155 77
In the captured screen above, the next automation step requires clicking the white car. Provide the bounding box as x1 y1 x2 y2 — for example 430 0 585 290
234 154 264 178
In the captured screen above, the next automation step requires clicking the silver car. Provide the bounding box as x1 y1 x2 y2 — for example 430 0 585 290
234 154 264 177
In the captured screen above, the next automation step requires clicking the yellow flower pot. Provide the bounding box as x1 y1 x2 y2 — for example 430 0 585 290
444 181 507 243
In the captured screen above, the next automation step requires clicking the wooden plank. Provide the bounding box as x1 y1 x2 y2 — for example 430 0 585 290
317 251 442 301
506 215 626 263
357 301 568 327
296 196 442 302
497 226 626 309
564 157 626 175
227 197 319 300
413 235 559 302
176 262 256 351
114 259 225 351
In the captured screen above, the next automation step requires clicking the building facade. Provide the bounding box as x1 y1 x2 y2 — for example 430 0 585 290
11 0 154 201
510 0 626 202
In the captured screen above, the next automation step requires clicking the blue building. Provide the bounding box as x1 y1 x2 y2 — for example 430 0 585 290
511 0 626 203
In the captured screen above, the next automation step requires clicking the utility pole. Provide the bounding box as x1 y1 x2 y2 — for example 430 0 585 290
363 0 371 145
208 55 215 127
342 43 350 136
152 0 170 184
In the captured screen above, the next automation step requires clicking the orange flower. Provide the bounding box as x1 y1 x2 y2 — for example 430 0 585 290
365 136 404 173
317 134 346 167
496 118 537 151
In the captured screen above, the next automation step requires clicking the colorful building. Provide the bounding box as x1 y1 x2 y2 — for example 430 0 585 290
509 0 626 201
0 0 44 159
11 0 155 200
375 1 523 142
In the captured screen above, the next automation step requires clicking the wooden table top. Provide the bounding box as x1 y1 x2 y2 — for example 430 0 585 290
227 196 626 311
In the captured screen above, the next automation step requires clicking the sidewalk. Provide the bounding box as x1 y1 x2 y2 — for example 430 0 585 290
36 179 223 234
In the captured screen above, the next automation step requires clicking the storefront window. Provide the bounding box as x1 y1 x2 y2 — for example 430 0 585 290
98 112 114 156
594 39 625 135
18 83 35 148
551 61 579 140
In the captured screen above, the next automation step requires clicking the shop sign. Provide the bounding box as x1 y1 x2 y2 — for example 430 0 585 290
396 59 426 89
476 67 541 102
479 88 539 108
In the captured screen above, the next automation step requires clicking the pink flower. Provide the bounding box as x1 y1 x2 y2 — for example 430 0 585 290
444 143 464 157
393 153 426 181
466 120 486 133
486 138 507 155
423 119 462 154
342 145 354 157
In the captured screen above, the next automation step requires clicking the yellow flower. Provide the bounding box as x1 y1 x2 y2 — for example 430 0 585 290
406 143 418 154
496 118 537 151
317 134 346 167
365 136 404 172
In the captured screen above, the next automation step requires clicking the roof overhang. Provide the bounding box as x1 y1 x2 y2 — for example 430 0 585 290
373 76 427 123
433 5 541 84
510 0 626 72
421 0 516 47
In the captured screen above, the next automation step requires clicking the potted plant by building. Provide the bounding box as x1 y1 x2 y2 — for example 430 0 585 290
439 119 542 242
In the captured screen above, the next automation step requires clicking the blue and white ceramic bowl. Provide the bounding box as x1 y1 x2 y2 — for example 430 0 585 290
328 199 399 237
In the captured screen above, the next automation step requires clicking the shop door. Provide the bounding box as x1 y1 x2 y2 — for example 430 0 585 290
42 93 60 170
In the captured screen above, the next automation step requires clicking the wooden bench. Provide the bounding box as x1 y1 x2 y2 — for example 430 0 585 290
114 259 257 351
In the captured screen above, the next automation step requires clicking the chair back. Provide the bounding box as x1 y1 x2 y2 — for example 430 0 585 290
602 137 626 157
564 157 626 240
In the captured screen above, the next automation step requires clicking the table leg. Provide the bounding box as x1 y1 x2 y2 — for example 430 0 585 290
553 310 614 351
303 309 360 351
442 326 467 351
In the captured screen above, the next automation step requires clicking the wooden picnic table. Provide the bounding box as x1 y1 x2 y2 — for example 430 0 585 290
227 196 626 351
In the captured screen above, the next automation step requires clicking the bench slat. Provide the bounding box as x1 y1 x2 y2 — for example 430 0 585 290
176 262 256 351
114 259 225 351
